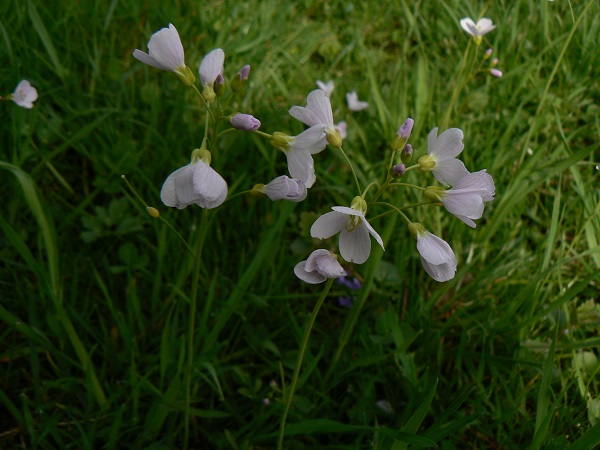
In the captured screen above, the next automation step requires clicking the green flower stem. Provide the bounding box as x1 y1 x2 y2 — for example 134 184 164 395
216 127 238 139
120 175 194 255
277 278 334 450
389 182 426 191
403 164 421 172
361 181 380 200
184 209 209 449
191 84 216 123
370 201 412 224
254 130 274 140
369 201 435 222
336 146 361 194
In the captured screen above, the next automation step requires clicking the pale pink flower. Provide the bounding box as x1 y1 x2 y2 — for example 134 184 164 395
346 91 369 111
419 127 469 186
11 80 38 109
294 249 347 284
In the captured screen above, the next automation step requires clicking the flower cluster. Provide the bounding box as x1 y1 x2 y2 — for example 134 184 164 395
132 20 495 286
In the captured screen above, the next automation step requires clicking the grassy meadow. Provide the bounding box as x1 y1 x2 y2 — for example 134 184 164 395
1 0 600 448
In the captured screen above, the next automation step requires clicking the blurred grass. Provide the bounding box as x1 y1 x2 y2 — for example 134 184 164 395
1 0 599 448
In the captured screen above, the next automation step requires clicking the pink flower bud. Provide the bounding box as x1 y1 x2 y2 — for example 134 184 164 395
238 65 250 80
490 68 503 78
230 113 261 131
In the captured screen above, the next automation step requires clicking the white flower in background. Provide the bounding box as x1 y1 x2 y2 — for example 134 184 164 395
311 196 384 264
409 223 457 282
199 48 225 102
335 121 347 140
316 80 335 96
346 91 369 111
418 127 469 186
160 148 227 209
294 249 347 284
490 68 503 78
289 89 342 149
460 17 496 44
10 80 38 109
252 175 307 202
425 170 495 228
270 126 326 188
133 24 195 86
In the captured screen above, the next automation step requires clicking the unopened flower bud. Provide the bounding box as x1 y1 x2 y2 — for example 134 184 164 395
391 163 406 178
484 48 493 59
491 57 499 67
231 65 250 93
146 206 160 218
253 175 307 202
239 65 250 80
391 118 414 151
490 68 503 78
214 74 225 97
230 113 261 131
401 144 413 164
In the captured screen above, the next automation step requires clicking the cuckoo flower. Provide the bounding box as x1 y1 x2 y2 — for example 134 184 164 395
160 148 227 209
199 48 225 102
311 196 384 264
289 89 342 150
133 24 195 86
270 125 326 188
409 223 457 282
418 127 469 186
294 249 347 284
10 80 38 109
346 91 369 111
460 17 496 44
252 175 307 202
425 170 495 228
316 80 335 96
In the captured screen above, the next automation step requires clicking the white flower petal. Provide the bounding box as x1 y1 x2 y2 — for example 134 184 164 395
133 50 166 70
311 211 347 239
364 219 385 251
294 261 327 284
289 106 322 127
264 176 307 202
420 256 456 282
285 148 316 188
335 121 347 140
460 18 477 36
199 48 225 86
305 249 333 271
134 24 185 72
314 254 347 278
331 206 364 217
432 128 464 159
433 158 470 187
346 91 369 111
442 192 484 218
306 89 334 127
192 161 228 202
292 125 327 155
416 231 455 266
160 166 189 208
316 80 334 96
476 18 496 35
453 170 495 201
454 215 477 228
339 223 371 264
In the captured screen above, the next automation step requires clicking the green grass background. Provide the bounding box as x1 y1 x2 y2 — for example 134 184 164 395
1 0 599 448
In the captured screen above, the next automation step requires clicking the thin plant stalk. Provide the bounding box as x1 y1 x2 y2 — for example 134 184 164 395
184 208 209 449
277 278 335 450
